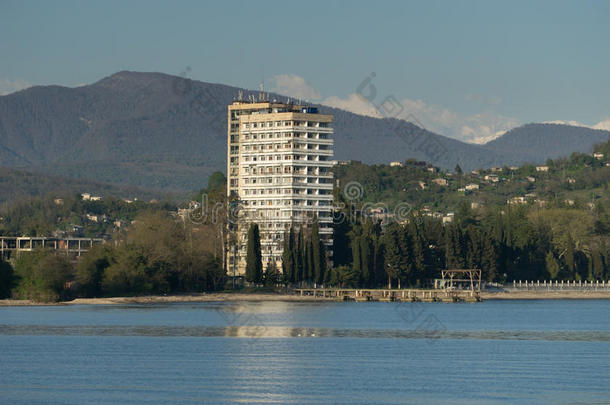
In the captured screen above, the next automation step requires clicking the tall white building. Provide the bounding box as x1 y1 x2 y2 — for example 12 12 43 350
227 101 334 276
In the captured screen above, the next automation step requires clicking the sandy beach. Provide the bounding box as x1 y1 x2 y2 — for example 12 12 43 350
2 289 610 306
0 293 323 306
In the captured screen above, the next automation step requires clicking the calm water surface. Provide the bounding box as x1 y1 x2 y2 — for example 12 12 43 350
1 300 609 404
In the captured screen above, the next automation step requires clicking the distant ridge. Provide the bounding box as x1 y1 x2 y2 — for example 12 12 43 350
0 71 608 190
485 123 610 162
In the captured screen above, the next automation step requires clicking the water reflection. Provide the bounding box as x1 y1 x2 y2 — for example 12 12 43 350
2 324 610 342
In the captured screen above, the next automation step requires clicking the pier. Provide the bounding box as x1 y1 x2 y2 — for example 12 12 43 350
295 269 483 303
295 269 481 302
294 288 481 303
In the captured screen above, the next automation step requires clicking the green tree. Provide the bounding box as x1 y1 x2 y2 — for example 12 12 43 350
102 246 151 296
75 244 110 297
481 234 499 282
14 250 73 302
565 233 575 279
351 234 362 284
311 219 324 286
382 223 403 288
545 251 561 280
0 258 15 299
245 223 263 284
282 227 295 284
591 249 605 280
264 259 279 286
359 236 372 287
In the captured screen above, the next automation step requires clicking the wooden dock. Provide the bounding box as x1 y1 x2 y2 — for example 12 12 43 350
294 288 481 303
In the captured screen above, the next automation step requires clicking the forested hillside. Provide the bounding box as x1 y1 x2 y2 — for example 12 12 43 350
2 71 607 192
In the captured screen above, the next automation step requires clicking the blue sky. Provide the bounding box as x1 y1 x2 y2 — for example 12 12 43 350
1 0 609 142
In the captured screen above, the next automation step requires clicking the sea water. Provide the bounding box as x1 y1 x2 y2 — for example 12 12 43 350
1 300 609 404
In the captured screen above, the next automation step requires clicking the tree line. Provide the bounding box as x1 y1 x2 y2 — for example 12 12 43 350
0 211 226 301
244 219 328 287
329 201 608 288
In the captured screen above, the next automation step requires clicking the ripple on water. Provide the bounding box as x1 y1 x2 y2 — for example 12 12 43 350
1 324 610 342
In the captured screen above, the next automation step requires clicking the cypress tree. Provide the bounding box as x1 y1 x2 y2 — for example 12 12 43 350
245 223 262 284
351 235 362 284
282 227 294 284
481 234 498 282
295 228 304 283
408 220 425 285
319 242 327 286
565 233 575 279
465 226 481 270
360 236 371 287
312 219 323 286
303 236 313 284
383 223 402 288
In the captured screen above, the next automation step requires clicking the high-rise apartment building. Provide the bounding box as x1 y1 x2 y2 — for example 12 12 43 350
226 101 334 276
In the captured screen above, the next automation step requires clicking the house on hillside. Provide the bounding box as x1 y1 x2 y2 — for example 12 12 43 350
593 152 604 159
442 213 454 224
465 183 479 191
432 178 448 186
536 165 549 172
86 213 107 223
390 161 403 167
508 196 527 205
81 193 102 201
484 174 499 183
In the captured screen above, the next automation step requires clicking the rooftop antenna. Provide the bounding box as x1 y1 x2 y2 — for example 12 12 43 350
238 89 243 101
259 67 265 102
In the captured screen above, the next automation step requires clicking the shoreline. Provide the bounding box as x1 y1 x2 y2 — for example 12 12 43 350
2 290 610 306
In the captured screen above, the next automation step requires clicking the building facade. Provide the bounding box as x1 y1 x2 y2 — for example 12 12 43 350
226 101 334 276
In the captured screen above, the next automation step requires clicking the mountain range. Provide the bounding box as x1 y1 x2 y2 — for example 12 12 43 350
0 71 608 192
